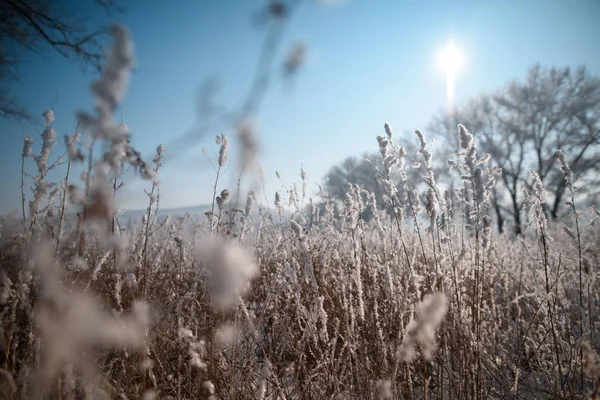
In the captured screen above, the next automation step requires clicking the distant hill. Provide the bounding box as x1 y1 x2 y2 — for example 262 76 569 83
118 204 213 224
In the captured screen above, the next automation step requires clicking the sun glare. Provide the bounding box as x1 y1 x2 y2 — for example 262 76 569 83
438 41 463 110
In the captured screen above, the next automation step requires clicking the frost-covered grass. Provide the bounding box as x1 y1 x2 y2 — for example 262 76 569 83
1 25 600 400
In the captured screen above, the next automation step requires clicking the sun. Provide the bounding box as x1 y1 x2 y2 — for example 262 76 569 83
438 42 463 76
438 41 464 110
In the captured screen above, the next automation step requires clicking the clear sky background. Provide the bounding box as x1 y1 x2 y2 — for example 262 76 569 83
1 0 600 214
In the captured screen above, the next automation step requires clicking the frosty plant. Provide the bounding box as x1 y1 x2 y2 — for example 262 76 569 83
194 237 258 310
397 293 448 363
73 24 156 253
26 109 59 237
55 124 82 254
141 143 165 292
205 133 230 234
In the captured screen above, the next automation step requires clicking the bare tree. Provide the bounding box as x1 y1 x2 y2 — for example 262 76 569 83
325 156 380 201
429 64 600 234
0 0 118 119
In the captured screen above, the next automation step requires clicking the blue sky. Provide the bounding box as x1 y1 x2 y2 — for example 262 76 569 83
2 0 600 214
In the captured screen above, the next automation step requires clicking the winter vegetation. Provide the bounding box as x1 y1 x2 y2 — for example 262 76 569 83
2 2 600 400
